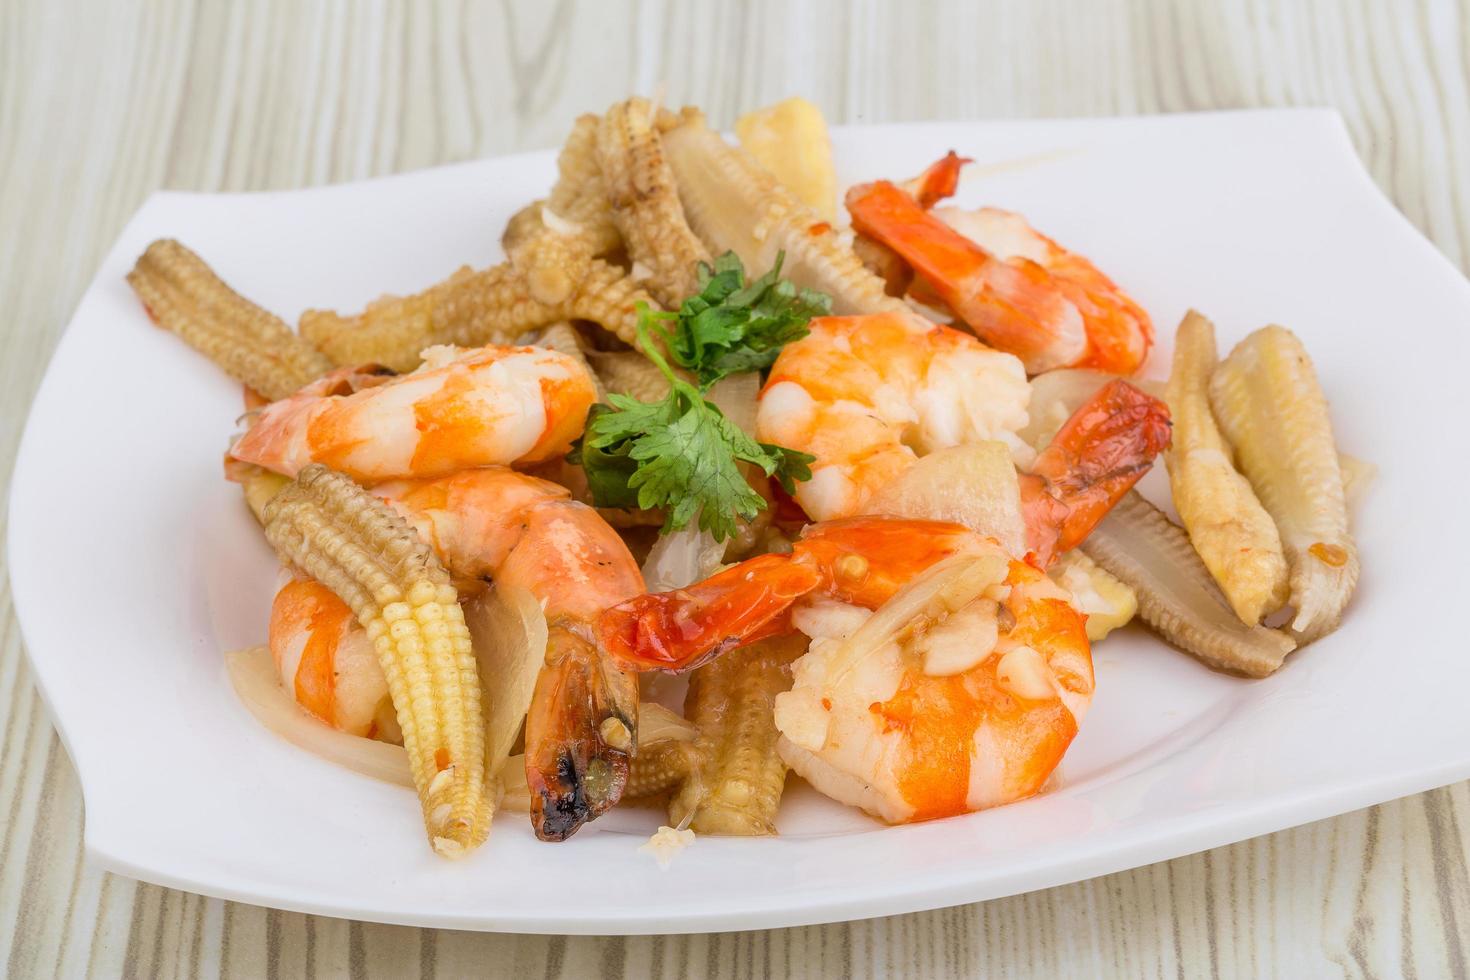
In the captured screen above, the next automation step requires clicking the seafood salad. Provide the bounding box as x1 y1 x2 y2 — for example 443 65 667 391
128 95 1364 859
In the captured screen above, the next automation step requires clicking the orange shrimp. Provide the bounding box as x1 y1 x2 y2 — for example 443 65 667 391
597 518 1093 823
846 154 1153 375
268 466 644 841
229 344 597 483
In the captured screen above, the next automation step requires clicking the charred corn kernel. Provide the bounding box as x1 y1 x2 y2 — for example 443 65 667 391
625 739 701 801
1210 325 1357 641
239 464 291 524
597 97 711 308
1048 550 1137 642
262 464 488 856
127 239 332 401
1082 491 1296 677
1165 311 1290 624
663 112 910 319
299 259 656 374
669 634 807 835
587 350 672 402
735 97 838 221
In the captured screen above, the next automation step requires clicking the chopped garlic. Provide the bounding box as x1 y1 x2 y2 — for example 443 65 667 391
639 825 695 870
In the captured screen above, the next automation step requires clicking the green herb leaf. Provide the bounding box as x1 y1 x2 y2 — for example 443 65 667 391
567 300 817 541
659 251 832 386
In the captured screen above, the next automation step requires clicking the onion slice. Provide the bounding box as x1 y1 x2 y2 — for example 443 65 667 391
226 646 413 787
465 584 547 778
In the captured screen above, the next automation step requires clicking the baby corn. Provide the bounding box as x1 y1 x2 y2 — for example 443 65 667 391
663 113 910 319
597 97 711 308
670 634 807 835
128 239 332 401
1082 491 1296 677
587 349 672 402
546 113 622 255
1210 326 1358 641
299 259 657 374
735 97 838 221
262 464 488 856
1165 312 1289 624
625 739 701 801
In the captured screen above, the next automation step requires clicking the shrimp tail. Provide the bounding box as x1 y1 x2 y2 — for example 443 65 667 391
1023 379 1172 565
597 554 822 672
525 626 640 841
900 151 970 209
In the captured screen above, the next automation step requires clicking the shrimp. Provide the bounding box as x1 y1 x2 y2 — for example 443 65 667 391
267 573 399 741
757 310 1170 552
267 466 644 841
595 518 1094 823
229 343 597 483
756 311 1032 522
846 154 1153 375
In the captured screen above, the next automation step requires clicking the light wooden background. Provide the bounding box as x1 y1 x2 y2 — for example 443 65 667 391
3 1 1469 976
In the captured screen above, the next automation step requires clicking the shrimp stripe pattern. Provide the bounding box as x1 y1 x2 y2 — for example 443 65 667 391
230 344 598 483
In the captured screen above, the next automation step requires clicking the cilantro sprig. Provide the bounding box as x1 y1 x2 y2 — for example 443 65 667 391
646 252 832 386
569 253 823 541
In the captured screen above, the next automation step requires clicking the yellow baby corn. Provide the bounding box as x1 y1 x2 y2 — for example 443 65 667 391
299 259 656 374
1165 311 1289 624
262 464 488 856
597 97 711 308
669 634 807 835
625 739 701 801
128 239 332 401
1210 326 1358 641
735 97 838 221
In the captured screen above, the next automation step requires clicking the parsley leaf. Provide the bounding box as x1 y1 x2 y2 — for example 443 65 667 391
571 297 818 542
649 251 832 387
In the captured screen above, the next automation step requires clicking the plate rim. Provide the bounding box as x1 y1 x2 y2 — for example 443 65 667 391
11 106 1470 934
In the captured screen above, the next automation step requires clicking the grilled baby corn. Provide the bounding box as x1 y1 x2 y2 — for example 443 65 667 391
597 97 711 308
1210 326 1357 642
662 112 912 319
546 113 622 255
1082 491 1296 677
669 634 807 835
262 464 488 856
735 97 838 221
128 239 332 401
299 259 657 373
1165 311 1289 624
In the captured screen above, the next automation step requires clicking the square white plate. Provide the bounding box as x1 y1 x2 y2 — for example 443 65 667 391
11 109 1470 934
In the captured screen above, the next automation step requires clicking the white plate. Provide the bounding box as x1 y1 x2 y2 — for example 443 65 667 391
11 109 1470 934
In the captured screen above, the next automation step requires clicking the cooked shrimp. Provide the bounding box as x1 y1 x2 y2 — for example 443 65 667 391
596 518 1093 822
756 311 1032 522
267 573 398 741
757 313 1170 555
268 466 644 841
229 344 597 483
846 155 1153 375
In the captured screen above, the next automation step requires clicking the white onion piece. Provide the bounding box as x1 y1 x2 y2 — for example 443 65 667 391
1020 368 1165 450
225 646 413 788
465 584 548 776
642 524 727 591
827 553 1009 682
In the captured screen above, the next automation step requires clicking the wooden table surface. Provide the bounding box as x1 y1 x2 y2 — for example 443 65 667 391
4 1 1469 976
